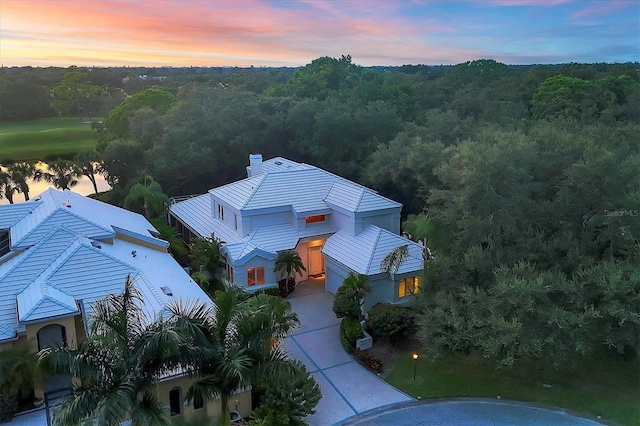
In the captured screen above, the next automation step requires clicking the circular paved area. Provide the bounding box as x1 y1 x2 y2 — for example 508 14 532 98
342 399 609 426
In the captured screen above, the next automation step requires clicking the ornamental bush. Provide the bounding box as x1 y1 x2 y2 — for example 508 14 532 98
343 316 364 344
367 303 414 340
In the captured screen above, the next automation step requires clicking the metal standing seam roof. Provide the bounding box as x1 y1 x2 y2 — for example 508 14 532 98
0 203 38 229
9 188 157 249
17 282 78 323
322 225 424 276
0 189 213 343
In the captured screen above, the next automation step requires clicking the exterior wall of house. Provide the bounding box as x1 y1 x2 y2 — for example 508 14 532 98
324 257 350 294
25 315 80 399
211 198 241 235
295 238 327 281
392 270 424 304
155 376 252 424
363 274 395 312
361 211 401 234
234 256 277 289
329 210 355 236
248 210 293 231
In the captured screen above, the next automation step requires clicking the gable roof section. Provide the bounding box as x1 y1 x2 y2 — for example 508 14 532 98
169 194 243 245
12 207 113 249
322 225 423 276
10 189 157 249
324 180 401 213
17 282 78 323
0 203 38 230
209 174 267 210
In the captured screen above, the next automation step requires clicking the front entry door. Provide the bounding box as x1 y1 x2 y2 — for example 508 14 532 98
308 246 324 275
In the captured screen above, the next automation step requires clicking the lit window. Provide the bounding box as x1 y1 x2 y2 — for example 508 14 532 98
305 215 325 224
398 276 421 298
227 264 234 282
247 267 265 286
169 388 181 416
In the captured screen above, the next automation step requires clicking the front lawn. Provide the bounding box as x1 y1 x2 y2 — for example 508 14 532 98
385 349 639 425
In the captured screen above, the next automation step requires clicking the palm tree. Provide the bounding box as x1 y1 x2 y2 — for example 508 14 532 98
73 150 101 194
7 162 43 201
40 275 181 426
43 160 82 191
123 175 169 219
167 282 299 426
0 345 40 422
274 250 306 294
380 244 409 277
0 170 20 204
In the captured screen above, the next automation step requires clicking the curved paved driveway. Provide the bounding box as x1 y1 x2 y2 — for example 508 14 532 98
284 279 412 426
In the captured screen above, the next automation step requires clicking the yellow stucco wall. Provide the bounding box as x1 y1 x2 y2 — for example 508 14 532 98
155 375 252 424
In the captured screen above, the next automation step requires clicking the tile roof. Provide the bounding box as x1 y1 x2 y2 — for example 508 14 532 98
322 225 424 276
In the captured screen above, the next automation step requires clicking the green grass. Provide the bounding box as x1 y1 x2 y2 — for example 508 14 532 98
386 350 639 425
0 117 102 162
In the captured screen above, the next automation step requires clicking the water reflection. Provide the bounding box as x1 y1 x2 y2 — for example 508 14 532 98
0 162 111 205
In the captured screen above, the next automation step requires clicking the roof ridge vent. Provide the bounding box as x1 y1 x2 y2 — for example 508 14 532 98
91 240 102 249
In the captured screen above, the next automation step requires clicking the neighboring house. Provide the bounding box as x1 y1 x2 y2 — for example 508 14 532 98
169 154 424 310
0 189 251 423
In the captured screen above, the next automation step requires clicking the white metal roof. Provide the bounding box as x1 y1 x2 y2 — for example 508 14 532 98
0 203 38 229
208 158 400 215
17 282 78 323
0 190 212 343
9 188 158 250
322 225 424 276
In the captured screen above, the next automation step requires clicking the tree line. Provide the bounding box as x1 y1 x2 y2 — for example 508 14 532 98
3 56 639 369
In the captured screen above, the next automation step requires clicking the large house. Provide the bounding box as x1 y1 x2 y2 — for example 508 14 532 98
169 154 424 310
0 189 251 423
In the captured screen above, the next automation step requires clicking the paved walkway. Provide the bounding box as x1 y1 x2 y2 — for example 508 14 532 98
284 278 412 426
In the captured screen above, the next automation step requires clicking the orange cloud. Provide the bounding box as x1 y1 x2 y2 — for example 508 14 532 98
1 0 479 67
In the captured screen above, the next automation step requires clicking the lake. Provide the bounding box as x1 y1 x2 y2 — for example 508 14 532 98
0 162 111 205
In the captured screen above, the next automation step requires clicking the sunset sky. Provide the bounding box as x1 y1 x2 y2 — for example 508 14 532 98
1 0 638 67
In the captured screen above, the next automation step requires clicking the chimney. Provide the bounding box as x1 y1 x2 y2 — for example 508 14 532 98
247 153 263 177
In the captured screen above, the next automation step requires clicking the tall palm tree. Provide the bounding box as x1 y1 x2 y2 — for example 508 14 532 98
167 282 299 426
40 275 181 426
0 345 40 422
124 175 169 219
73 150 101 194
0 170 20 204
43 160 82 191
8 162 43 201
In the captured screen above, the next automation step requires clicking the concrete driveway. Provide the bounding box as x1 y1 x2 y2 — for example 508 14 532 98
284 278 412 426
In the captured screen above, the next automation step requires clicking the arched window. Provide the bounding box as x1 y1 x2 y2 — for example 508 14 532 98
37 324 67 351
169 387 182 416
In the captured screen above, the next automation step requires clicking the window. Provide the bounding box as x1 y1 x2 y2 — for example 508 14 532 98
398 276 421 298
218 204 224 220
305 215 325 224
169 387 181 416
227 264 234 282
234 214 239 230
0 231 9 257
247 267 265 286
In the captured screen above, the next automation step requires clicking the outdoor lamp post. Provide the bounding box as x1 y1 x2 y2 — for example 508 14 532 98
412 352 419 380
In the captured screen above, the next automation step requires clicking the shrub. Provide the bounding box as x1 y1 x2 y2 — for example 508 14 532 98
332 272 370 320
339 318 356 353
367 303 414 339
343 316 364 344
355 348 383 372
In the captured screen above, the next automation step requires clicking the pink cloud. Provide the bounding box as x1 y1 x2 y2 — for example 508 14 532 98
571 0 629 19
